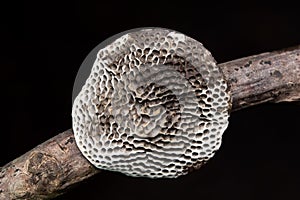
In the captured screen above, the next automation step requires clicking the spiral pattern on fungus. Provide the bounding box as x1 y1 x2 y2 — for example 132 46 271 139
72 28 231 178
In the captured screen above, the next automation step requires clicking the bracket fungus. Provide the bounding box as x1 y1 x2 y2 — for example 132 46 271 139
72 28 232 178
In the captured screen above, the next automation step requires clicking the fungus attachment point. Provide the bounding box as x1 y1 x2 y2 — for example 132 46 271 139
72 28 231 178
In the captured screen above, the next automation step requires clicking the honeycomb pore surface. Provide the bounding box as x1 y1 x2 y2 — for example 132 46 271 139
72 28 231 178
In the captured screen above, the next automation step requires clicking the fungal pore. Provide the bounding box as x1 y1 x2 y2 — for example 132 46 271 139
72 28 231 178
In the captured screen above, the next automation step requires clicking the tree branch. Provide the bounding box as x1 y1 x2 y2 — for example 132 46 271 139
1 46 299 199
220 45 300 111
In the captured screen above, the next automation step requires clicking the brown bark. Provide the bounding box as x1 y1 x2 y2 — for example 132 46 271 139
0 130 99 199
0 46 299 199
220 45 300 111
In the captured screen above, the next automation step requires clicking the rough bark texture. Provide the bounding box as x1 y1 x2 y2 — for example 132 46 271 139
220 45 300 111
0 46 299 199
0 130 99 199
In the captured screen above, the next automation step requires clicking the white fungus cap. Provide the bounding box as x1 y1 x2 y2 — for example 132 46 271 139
72 28 231 178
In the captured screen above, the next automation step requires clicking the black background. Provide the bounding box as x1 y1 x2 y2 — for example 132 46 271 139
1 1 300 200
